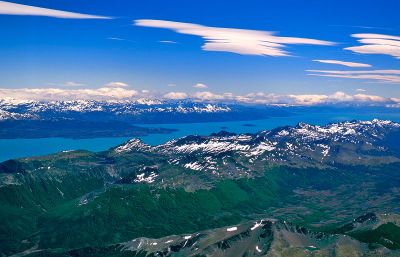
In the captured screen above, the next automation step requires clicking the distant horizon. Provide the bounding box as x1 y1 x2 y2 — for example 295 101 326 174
0 91 400 107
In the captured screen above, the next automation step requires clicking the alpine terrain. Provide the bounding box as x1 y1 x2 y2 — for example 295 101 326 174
1 119 400 256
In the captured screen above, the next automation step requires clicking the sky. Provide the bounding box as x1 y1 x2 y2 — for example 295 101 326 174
0 0 399 105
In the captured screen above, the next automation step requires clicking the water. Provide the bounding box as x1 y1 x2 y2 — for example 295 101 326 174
1 110 400 161
0 137 131 162
137 111 400 145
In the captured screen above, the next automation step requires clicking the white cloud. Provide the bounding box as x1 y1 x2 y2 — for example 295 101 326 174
328 91 355 102
354 93 386 102
356 88 366 92
313 59 371 67
330 25 393 30
307 69 400 84
163 91 188 99
0 1 111 19
308 70 400 75
167 84 177 87
187 90 396 106
345 33 400 59
48 81 85 87
241 91 393 106
193 83 208 89
104 82 129 87
0 87 137 101
107 37 136 43
193 91 224 100
159 40 177 44
0 87 396 107
160 90 397 106
287 94 329 105
135 19 335 56
108 37 125 41
64 81 84 87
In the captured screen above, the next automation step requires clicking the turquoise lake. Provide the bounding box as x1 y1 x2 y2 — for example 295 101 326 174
1 111 400 161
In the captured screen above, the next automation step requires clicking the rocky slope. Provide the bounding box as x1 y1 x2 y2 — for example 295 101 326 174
24 214 400 257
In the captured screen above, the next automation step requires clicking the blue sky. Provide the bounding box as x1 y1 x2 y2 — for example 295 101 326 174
0 0 399 105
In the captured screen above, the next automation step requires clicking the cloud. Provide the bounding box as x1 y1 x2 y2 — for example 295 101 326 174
193 91 226 100
167 84 177 87
159 40 177 44
108 37 125 41
353 93 386 102
0 1 111 19
199 90 396 106
287 94 329 105
235 91 395 106
313 59 371 67
0 87 137 101
308 70 400 75
391 98 400 103
307 69 400 84
193 83 208 89
356 88 366 92
345 33 400 59
163 91 188 99
107 37 136 43
135 19 335 56
0 87 397 107
188 90 396 106
104 82 129 87
64 81 84 87
330 25 393 31
155 90 398 107
48 81 85 87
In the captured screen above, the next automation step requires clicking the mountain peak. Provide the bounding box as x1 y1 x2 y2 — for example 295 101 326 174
114 138 151 153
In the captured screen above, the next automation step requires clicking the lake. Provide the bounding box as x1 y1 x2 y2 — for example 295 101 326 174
1 110 400 161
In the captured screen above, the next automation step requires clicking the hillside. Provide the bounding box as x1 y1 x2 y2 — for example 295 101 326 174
1 119 400 256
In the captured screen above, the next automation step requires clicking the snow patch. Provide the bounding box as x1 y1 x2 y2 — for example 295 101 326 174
226 227 237 232
134 172 158 184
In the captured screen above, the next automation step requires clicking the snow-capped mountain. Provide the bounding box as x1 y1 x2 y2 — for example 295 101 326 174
1 99 291 139
0 99 232 121
0 109 38 120
114 119 400 177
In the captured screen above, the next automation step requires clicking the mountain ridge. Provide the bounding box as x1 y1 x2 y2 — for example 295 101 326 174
111 119 400 180
19 213 400 257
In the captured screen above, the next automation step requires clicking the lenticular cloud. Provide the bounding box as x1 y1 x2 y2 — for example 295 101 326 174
135 19 335 57
307 69 400 84
0 1 111 19
345 33 400 59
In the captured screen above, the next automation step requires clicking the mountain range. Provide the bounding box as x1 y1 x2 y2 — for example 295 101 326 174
0 99 291 139
0 99 289 123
